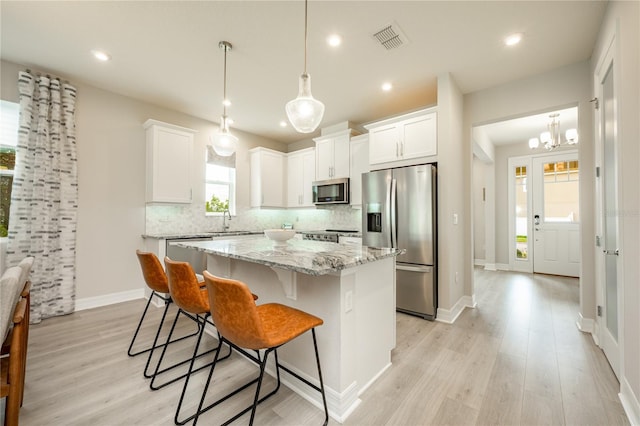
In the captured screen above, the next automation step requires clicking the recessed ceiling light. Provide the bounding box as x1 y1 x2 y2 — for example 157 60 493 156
504 33 523 47
226 118 234 125
327 34 342 47
381 82 393 92
279 120 288 128
222 98 231 107
91 49 111 62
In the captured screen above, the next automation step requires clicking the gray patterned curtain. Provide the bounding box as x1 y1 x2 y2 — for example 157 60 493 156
6 71 78 323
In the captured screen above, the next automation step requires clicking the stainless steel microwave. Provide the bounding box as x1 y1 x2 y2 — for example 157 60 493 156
312 178 349 205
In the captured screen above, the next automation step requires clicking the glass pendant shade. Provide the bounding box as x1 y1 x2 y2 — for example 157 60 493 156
528 137 539 149
286 73 325 133
210 116 238 156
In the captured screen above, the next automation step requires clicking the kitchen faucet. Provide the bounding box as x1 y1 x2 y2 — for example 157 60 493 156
222 209 231 231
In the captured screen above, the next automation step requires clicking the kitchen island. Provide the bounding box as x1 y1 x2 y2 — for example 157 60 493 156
175 236 400 422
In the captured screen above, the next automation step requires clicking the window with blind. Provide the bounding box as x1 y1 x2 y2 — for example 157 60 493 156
205 146 236 215
0 101 19 237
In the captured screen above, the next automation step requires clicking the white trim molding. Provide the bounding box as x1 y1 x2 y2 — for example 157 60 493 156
436 295 476 324
75 288 145 312
474 258 486 267
496 263 510 271
575 312 595 336
483 263 497 271
620 378 640 426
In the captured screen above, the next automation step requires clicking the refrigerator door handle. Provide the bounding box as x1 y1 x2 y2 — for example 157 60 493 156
390 178 397 248
396 264 433 273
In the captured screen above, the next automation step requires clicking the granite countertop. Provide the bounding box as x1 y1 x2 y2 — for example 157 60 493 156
142 231 260 239
174 236 399 276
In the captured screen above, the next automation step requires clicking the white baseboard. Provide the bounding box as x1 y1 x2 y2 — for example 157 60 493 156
474 259 486 266
620 378 640 426
75 288 145 311
484 263 497 271
575 313 595 334
436 294 476 324
495 263 510 271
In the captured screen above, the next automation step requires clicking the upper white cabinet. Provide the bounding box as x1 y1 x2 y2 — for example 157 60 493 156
250 147 285 208
313 129 353 180
365 109 437 166
143 119 196 203
349 134 369 206
287 148 316 208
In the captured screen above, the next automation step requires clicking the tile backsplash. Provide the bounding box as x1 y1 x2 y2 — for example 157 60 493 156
145 204 361 235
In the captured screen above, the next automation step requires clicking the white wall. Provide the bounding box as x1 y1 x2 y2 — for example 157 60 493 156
591 1 640 421
0 59 287 301
472 157 487 263
436 73 466 314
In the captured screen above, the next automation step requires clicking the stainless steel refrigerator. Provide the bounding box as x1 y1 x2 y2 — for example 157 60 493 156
361 164 437 320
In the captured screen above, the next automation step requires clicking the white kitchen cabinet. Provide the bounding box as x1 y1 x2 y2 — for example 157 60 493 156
314 129 353 180
143 119 196 203
365 109 437 166
287 148 316 208
349 134 369 206
250 147 285 208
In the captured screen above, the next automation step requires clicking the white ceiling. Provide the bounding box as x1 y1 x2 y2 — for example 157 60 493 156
0 1 606 144
477 106 579 147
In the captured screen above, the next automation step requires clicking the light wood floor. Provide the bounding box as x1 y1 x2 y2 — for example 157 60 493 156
11 269 629 425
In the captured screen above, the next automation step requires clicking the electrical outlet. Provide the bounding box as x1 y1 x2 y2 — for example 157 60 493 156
345 290 353 313
455 271 459 283
453 213 458 225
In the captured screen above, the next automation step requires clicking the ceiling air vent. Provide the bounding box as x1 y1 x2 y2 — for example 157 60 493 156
372 22 408 50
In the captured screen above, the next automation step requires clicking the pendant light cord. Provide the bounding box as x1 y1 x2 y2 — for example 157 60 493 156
223 43 228 117
304 0 308 75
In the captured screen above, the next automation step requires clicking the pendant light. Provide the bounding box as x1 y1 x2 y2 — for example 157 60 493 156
210 41 238 156
285 0 325 133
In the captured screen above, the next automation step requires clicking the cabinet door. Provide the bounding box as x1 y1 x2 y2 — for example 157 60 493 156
301 150 316 206
332 134 351 178
315 138 334 180
401 112 437 159
146 123 194 203
287 154 303 207
251 149 284 208
369 124 399 165
350 136 369 206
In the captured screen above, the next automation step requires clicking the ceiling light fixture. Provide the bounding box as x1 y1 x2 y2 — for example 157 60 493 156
504 33 523 46
279 121 288 128
210 41 238 157
528 113 579 150
327 34 342 47
91 49 111 62
382 82 393 92
285 0 325 134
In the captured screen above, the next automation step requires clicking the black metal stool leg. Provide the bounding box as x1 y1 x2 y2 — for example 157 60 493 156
248 348 272 426
143 301 176 379
148 306 181 386
185 334 225 426
312 328 329 426
127 291 157 356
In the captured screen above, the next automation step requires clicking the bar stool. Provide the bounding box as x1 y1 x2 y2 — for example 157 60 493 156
131 250 201 380
162 257 234 423
193 271 329 426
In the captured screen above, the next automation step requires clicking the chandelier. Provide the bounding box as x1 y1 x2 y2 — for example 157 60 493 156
528 113 578 150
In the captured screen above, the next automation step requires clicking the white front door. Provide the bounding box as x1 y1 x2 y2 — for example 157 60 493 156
595 42 620 378
531 152 580 277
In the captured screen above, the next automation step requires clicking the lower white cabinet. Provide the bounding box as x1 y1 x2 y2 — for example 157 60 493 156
287 148 316 208
349 134 369 206
250 147 285 208
144 119 196 203
365 108 437 166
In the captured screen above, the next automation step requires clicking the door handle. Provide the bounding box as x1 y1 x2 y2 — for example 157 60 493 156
534 214 540 226
603 249 619 256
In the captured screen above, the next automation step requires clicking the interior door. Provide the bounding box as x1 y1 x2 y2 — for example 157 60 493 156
532 152 580 277
597 53 620 378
